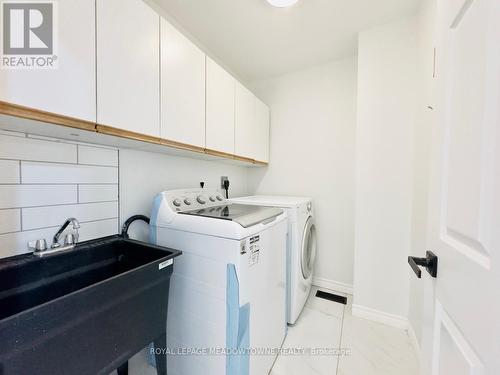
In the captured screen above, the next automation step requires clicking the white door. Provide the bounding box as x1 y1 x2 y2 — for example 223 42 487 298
97 0 160 137
161 18 205 147
205 57 235 154
424 0 500 374
0 0 96 121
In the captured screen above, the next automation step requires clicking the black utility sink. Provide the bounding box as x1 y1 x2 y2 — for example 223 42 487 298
0 235 181 375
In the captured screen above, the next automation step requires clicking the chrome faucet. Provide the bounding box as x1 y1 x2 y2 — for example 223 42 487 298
30 218 81 257
52 217 80 249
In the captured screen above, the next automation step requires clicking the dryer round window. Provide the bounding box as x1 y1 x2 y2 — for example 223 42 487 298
301 216 317 279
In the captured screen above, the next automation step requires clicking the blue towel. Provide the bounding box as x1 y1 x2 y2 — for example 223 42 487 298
227 264 250 375
147 343 156 368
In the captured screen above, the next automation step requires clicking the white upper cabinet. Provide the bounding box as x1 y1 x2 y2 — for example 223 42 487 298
234 82 256 159
0 0 96 122
161 19 205 147
255 98 270 162
206 57 235 154
235 82 270 161
0 0 270 164
97 0 160 137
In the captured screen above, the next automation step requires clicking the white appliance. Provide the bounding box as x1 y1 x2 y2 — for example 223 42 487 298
230 196 316 325
150 189 287 375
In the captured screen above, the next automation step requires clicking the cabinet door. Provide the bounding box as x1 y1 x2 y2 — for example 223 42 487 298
0 0 96 121
234 82 256 159
97 0 160 137
206 57 235 154
255 98 270 162
161 19 205 147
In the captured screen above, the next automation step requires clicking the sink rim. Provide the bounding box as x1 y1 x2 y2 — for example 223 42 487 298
0 234 181 324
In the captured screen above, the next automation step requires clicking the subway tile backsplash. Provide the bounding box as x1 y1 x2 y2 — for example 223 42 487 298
0 185 78 208
21 162 119 184
78 184 119 203
21 202 119 231
0 160 19 183
0 131 119 259
0 209 21 235
78 145 119 167
0 133 77 163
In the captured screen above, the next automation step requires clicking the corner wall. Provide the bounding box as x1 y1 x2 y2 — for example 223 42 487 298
408 0 437 371
353 17 418 321
247 57 358 289
119 148 250 242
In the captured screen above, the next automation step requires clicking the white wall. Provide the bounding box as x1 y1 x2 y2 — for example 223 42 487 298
408 0 436 367
0 130 119 259
353 17 418 321
247 57 358 289
119 148 250 241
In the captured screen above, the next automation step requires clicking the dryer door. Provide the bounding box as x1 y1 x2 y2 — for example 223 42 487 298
301 216 317 279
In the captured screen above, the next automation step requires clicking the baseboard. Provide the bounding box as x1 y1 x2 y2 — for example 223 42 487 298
352 304 423 372
407 322 419 355
407 322 424 375
351 304 409 330
312 277 353 295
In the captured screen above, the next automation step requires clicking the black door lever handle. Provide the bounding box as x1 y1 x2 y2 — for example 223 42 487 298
408 251 438 278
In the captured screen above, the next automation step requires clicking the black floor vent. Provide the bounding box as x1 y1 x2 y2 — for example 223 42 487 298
315 290 347 305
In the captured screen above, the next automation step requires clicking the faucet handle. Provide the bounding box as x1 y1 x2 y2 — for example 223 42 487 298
36 239 48 251
29 238 48 253
64 232 78 246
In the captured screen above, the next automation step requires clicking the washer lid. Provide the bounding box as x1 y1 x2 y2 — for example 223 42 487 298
180 204 283 228
231 195 311 208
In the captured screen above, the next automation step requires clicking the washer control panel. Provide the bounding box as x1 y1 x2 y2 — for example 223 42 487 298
164 189 226 212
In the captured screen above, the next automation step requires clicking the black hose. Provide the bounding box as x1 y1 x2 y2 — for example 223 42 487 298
121 215 150 239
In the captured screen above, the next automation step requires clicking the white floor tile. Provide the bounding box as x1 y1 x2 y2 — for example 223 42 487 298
271 289 346 375
272 288 418 375
337 305 419 375
110 288 419 375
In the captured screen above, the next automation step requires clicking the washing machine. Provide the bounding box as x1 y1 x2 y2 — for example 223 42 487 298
150 189 288 375
230 196 316 325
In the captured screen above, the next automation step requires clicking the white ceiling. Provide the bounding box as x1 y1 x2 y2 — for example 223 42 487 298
153 0 420 82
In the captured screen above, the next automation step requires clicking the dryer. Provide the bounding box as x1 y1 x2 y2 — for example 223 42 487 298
230 196 316 325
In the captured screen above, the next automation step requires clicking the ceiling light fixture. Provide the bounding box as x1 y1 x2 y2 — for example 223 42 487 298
265 0 299 8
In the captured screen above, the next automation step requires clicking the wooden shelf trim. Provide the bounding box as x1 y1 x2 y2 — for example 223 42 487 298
0 100 96 132
95 124 163 144
252 160 268 166
0 101 268 166
204 148 256 164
